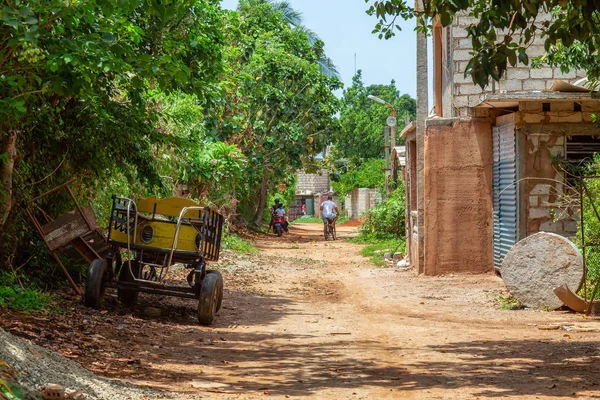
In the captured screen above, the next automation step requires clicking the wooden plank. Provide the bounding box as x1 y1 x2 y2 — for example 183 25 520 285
41 207 97 235
45 213 91 251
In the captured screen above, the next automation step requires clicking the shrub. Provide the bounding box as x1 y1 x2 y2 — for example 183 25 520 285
361 183 406 237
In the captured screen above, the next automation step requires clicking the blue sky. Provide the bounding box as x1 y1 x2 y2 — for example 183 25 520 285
219 0 418 99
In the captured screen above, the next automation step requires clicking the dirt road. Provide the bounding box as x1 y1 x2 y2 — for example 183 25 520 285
4 222 600 399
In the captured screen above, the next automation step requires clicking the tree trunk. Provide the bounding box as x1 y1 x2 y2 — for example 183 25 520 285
0 130 17 232
253 171 268 226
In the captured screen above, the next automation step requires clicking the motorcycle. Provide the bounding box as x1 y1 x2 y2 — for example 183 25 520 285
272 215 286 237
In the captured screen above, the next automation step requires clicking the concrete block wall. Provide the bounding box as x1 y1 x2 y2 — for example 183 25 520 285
450 12 586 114
345 188 380 220
296 170 330 194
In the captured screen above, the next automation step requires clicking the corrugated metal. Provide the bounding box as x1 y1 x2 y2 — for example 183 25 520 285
493 123 518 269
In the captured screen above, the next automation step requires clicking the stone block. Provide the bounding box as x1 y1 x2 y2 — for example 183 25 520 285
529 207 551 219
581 101 600 112
551 101 575 111
548 112 582 123
538 195 550 206
522 79 546 91
554 135 565 146
529 196 539 207
531 184 551 195
507 68 530 80
458 15 480 25
467 94 484 105
530 68 553 79
582 112 596 122
519 101 543 111
520 112 546 124
454 72 473 84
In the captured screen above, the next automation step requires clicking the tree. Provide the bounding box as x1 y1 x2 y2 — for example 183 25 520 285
365 0 600 88
335 70 415 161
0 0 223 276
208 0 341 225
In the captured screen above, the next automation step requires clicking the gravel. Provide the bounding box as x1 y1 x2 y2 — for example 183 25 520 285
0 327 169 400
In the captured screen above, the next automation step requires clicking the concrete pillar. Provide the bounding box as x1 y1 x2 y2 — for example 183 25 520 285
415 0 428 274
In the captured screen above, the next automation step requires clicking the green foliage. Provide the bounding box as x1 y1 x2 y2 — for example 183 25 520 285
334 70 415 161
494 292 522 310
348 233 405 266
331 158 386 197
292 215 349 224
221 227 258 254
366 0 600 88
0 285 51 311
361 184 406 236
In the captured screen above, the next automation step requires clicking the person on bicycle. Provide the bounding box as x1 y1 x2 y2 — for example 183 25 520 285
320 196 339 227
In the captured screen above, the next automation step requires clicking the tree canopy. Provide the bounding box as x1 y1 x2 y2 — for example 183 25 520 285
335 70 415 162
366 0 600 88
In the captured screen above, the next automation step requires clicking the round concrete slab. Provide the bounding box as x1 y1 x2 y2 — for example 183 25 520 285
501 232 584 309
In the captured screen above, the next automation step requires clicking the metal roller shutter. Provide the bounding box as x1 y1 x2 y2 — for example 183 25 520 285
493 123 518 270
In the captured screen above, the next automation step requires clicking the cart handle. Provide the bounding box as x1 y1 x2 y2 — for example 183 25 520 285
162 206 206 281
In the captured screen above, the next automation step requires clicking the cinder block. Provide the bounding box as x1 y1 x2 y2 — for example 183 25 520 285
454 73 473 84
549 145 564 157
458 38 472 49
540 220 563 232
531 184 551 195
453 27 469 38
528 45 547 58
507 68 530 80
563 219 578 233
529 207 551 219
453 49 474 61
554 135 565 146
522 79 546 91
530 68 553 79
458 84 484 95
554 68 577 79
499 79 523 91
529 196 539 207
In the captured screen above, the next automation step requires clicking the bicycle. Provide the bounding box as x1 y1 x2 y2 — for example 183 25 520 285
323 217 337 241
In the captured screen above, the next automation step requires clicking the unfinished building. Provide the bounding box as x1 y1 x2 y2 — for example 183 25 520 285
404 13 600 275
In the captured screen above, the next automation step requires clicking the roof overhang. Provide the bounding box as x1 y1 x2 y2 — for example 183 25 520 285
400 121 416 138
474 91 600 109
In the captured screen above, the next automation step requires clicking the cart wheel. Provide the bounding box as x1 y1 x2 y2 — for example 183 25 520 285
197 272 220 325
206 270 224 312
84 259 107 309
118 260 139 306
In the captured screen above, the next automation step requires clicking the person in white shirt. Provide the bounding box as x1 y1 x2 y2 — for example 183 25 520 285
320 196 339 225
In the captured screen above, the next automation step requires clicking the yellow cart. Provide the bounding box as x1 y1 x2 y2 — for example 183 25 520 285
84 195 224 325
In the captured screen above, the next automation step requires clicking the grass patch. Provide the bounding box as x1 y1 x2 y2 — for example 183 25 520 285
348 232 405 266
494 292 522 310
222 228 258 254
0 285 53 311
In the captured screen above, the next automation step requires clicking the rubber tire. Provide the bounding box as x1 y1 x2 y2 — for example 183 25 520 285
84 259 107 309
118 260 139 306
275 224 283 237
206 270 224 312
331 224 337 241
324 224 329 241
197 272 219 325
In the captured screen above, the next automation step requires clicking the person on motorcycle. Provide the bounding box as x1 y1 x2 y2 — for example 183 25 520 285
274 203 289 233
320 196 339 227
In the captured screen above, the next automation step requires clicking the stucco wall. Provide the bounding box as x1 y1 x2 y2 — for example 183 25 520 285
423 119 494 275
